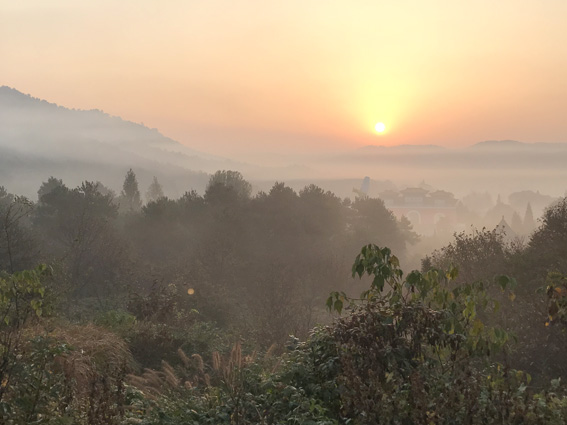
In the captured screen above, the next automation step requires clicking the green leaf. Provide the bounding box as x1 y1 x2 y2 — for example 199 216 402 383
471 319 484 336
333 299 343 314
406 270 421 286
372 275 385 292
325 296 333 311
493 300 500 313
389 255 400 268
495 275 516 290
446 265 459 281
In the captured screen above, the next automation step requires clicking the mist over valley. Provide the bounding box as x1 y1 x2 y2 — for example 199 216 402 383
2 1 567 422
2 86 565 203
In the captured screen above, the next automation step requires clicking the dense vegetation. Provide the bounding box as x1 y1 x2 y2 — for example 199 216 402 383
1 170 567 424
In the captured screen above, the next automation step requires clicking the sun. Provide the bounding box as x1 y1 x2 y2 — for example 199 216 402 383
375 122 386 133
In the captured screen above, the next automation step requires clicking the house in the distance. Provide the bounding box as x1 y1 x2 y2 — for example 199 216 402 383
379 188 458 235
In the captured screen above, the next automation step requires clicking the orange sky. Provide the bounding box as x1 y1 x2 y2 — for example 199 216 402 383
2 0 566 156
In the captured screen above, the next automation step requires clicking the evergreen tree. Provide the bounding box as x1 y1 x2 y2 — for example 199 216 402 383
145 176 164 203
523 202 536 235
120 169 142 212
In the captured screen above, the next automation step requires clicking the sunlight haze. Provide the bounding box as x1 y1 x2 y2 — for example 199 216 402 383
2 0 566 157
4 4 567 420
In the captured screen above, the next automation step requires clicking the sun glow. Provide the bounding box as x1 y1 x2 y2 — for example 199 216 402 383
351 77 414 143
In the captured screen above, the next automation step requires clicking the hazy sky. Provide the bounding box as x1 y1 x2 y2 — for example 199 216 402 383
2 1 566 156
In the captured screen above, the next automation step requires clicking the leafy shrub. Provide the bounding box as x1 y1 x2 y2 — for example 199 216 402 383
120 244 567 424
0 265 136 424
325 244 567 424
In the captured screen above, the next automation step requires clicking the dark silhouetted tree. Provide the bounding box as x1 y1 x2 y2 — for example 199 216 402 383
349 197 414 255
0 188 36 272
206 170 251 202
120 169 142 212
298 184 343 238
526 197 567 278
424 228 508 283
34 181 123 300
37 177 64 203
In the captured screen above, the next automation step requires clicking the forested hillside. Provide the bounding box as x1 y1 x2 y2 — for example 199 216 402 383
0 86 220 198
2 170 567 423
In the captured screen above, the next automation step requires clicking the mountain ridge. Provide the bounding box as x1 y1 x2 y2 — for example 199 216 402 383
2 86 567 199
358 139 567 152
0 86 228 197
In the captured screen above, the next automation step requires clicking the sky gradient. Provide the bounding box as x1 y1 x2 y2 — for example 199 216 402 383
2 0 566 156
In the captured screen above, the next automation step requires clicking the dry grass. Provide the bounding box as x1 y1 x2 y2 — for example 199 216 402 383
177 348 190 368
17 322 133 424
52 323 132 392
127 341 281 400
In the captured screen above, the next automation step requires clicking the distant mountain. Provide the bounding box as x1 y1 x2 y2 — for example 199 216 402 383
0 87 245 198
2 86 566 200
471 140 525 149
471 140 567 150
349 139 567 166
334 138 567 197
358 144 447 152
358 140 567 152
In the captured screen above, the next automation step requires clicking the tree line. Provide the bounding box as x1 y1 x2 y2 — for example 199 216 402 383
2 168 567 423
0 169 418 356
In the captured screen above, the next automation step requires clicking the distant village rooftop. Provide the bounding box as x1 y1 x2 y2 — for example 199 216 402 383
379 188 458 208
377 187 459 236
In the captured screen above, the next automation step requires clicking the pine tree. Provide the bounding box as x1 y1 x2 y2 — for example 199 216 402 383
146 176 164 203
523 202 536 235
120 169 142 212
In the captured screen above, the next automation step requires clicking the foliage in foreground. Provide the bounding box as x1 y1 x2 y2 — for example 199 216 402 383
128 245 567 424
5 245 567 424
325 245 565 424
0 266 132 424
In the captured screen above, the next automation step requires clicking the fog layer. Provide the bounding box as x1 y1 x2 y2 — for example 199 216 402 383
2 86 566 201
